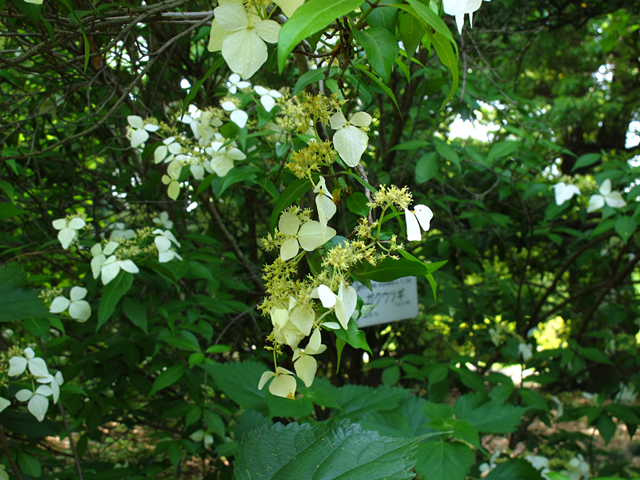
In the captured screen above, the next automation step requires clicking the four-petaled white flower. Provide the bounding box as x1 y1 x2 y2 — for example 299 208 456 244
52 217 85 249
278 212 336 261
314 177 337 239
101 254 139 285
15 385 52 422
254 85 282 112
405 204 433 241
221 100 249 129
553 182 581 206
587 179 626 212
49 286 92 322
329 111 372 168
314 282 357 330
443 0 484 35
90 241 119 279
153 211 174 230
36 371 64 404
293 340 327 387
562 454 590 480
269 297 313 350
227 73 251 93
8 347 49 378
518 342 533 362
110 222 135 241
155 137 183 164
127 115 159 148
206 137 247 177
258 366 297 399
190 429 214 448
153 229 182 263
208 1 281 79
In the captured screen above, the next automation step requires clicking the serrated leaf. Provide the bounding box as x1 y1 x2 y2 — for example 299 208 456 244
235 419 424 480
334 385 410 421
414 440 474 480
149 365 186 396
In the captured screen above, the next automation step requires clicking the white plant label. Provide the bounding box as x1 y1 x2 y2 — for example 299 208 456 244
353 277 419 328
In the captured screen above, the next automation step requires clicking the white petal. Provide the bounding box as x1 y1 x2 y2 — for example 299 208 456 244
24 347 35 359
144 124 159 132
605 192 626 208
229 73 241 84
52 218 68 230
37 374 54 384
414 205 434 231
35 385 53 397
0 397 10 413
190 164 205 180
101 260 121 285
55 371 64 385
227 148 246 160
254 85 268 95
270 308 289 328
49 296 71 313
454 13 465 34
155 145 168 164
221 101 236 112
16 389 34 402
309 328 322 352
222 29 268 79
58 228 77 249
211 156 235 177
333 126 368 167
258 370 275 390
260 95 276 112
405 209 421 241
127 115 144 129
230 110 248 128
599 179 612 195
69 300 91 322
28 358 49 378
208 19 227 52
294 355 317 388
279 212 300 236
9 356 28 376
254 19 281 44
131 128 149 148
269 90 282 98
68 218 86 230
336 282 357 330
237 80 251 89
322 322 341 329
318 285 337 308
215 3 249 31
70 286 87 301
350 112 372 127
317 195 337 234
329 111 347 130
280 238 300 261
104 241 119 255
118 259 139 274
299 221 334 251
290 306 314 336
168 143 183 154
269 374 296 399
587 195 605 213
28 395 49 422
155 236 172 253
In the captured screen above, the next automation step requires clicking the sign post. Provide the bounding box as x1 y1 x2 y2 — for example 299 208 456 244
353 277 419 328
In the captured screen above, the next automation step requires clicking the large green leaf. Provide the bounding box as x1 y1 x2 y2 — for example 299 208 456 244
201 361 268 414
0 264 49 322
413 440 474 480
614 216 636 243
97 272 133 330
277 0 363 72
398 10 425 58
270 177 312 231
149 365 186 396
487 140 520 162
354 257 428 281
352 27 399 83
485 459 544 480
0 202 27 220
430 30 459 110
457 399 526 433
333 384 409 421
235 419 426 480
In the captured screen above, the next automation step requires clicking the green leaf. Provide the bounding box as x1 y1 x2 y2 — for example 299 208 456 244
346 192 370 216
487 141 520 162
334 319 372 355
149 365 186 396
430 30 459 110
450 365 486 391
0 264 49 322
202 361 268 414
614 216 636 243
181 57 225 119
457 399 526 433
270 178 312 231
518 388 550 412
214 166 260 198
578 346 613 365
415 152 439 183
278 0 363 72
572 152 600 171
0 202 27 220
604 404 640 425
398 10 425 58
97 272 133 330
367 4 398 32
18 451 42 477
24 317 50 338
235 419 425 480
389 140 430 152
206 345 232 354
382 365 401 385
160 333 201 352
355 256 428 282
352 27 399 84
485 459 545 480
452 420 480 448
12 0 40 29
402 1 456 51
522 183 549 200
122 297 148 334
293 66 338 95
596 413 616 445
435 141 461 171
414 441 474 480
0 180 15 203
334 384 409 421
354 64 401 113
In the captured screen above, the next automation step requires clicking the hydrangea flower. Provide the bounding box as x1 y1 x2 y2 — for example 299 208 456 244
314 282 357 330
254 85 282 112
258 367 296 399
443 0 485 35
154 137 183 164
269 298 312 349
153 211 174 230
36 371 64 404
405 205 433 241
553 182 581 206
227 73 251 93
562 454 589 480
518 342 533 361
153 229 182 263
190 429 214 448
587 179 626 212
90 241 119 279
49 286 92 322
278 212 336 261
8 347 49 378
221 100 249 128
205 137 247 177
52 217 85 249
101 254 139 285
314 177 336 238
207 1 281 79
329 111 372 167
127 115 159 148
293 341 327 387
110 222 135 241
15 385 52 422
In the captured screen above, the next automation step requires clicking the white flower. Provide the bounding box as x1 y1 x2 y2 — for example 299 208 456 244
36 371 64 404
562 454 589 480
587 179 627 212
49 286 92 322
90 241 119 279
227 73 251 93
488 324 507 346
518 342 533 361
551 395 564 419
190 429 214 448
153 229 182 263
313 282 357 330
443 0 483 35
553 182 581 206
278 212 336 261
254 85 282 112
479 450 501 474
8 347 49 378
329 111 372 167
0 397 11 414
405 204 433 241
314 177 336 238
258 367 296 399
207 1 281 79
52 217 85 249
127 115 159 148
582 391 600 406
526 455 550 471
16 385 52 422
614 383 638 404
101 255 139 285
110 222 135 241
153 212 174 230
269 299 310 350
293 340 327 388
154 137 183 164
221 100 249 128
205 138 246 177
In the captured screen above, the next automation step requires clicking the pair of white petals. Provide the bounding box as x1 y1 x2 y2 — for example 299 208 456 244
587 179 626 212
314 177 337 238
52 217 85 249
405 205 434 242
278 212 336 261
49 286 91 322
292 336 327 388
127 115 159 148
227 73 251 93
258 367 296 399
8 347 49 378
329 111 372 168
16 371 64 421
206 140 247 177
553 182 581 206
313 282 357 330
254 85 282 112
90 242 139 284
221 101 249 129
443 0 488 34
153 229 182 263
153 211 174 230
